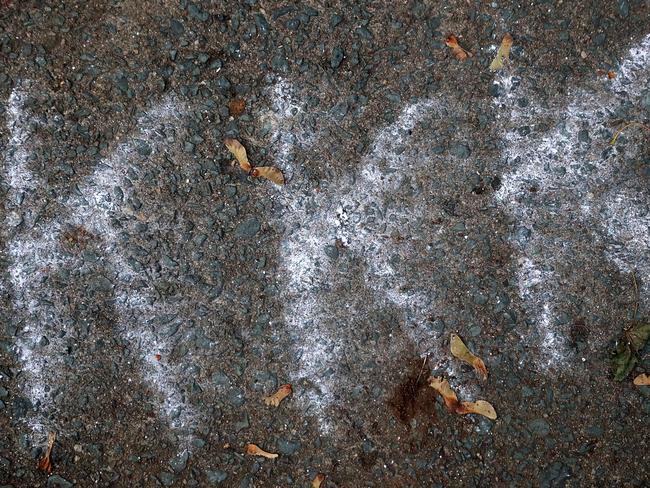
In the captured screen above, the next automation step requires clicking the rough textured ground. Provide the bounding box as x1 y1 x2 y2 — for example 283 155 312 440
1 1 649 487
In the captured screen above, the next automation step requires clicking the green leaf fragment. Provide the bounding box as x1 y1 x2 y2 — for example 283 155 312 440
629 323 650 351
612 323 650 381
613 344 637 381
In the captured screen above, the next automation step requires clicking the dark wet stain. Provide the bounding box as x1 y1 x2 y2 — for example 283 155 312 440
388 357 438 425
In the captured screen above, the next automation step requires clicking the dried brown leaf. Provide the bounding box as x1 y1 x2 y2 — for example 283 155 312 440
264 384 292 407
245 443 278 459
450 333 488 380
634 373 650 386
224 138 252 173
312 473 326 488
228 98 246 117
445 34 472 61
489 33 513 71
252 166 285 185
37 432 56 474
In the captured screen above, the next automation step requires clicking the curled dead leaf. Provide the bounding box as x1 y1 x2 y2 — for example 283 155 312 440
228 98 246 117
37 432 56 474
489 33 513 71
245 443 278 459
429 376 497 420
252 166 285 185
634 373 650 386
450 333 488 380
264 383 292 407
312 473 326 488
224 138 252 173
445 34 472 61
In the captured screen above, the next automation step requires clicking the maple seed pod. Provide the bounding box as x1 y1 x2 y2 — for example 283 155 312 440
457 400 498 420
245 443 278 459
254 166 285 185
37 432 56 474
634 373 650 386
224 138 252 173
264 384 293 407
489 33 513 71
450 333 488 380
428 376 497 420
428 376 460 412
445 34 471 61
312 473 326 488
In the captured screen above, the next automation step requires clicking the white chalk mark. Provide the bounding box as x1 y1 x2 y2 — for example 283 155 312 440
494 33 650 366
274 90 452 430
3 88 203 450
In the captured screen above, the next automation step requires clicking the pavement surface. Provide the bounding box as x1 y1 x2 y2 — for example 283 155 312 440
1 1 649 487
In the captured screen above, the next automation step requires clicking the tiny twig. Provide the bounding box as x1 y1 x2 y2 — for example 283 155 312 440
610 121 650 146
415 354 429 387
632 272 639 319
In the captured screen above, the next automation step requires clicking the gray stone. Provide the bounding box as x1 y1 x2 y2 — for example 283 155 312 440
254 14 270 35
277 439 300 455
235 218 260 239
450 143 471 158
12 397 32 419
355 26 373 39
619 0 630 17
170 19 184 36
639 89 650 111
46 476 73 488
234 412 250 432
468 325 482 336
514 226 531 244
205 469 228 484
324 244 339 259
228 388 246 407
169 450 189 473
89 275 113 293
188 4 209 22
158 472 175 486
212 371 230 387
272 54 289 73
331 47 344 69
527 418 550 437
539 461 572 488
585 424 603 438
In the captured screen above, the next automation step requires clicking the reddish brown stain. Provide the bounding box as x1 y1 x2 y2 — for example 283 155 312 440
60 225 95 251
387 358 438 425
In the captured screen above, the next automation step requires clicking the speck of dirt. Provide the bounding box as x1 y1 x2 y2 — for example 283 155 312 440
228 98 246 117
